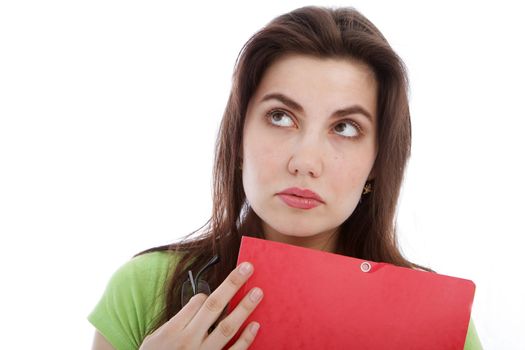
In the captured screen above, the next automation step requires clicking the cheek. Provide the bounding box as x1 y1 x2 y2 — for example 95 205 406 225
242 130 286 191
328 147 375 204
329 165 361 203
243 117 292 164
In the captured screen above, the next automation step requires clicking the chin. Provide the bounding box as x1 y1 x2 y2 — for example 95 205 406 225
266 218 332 238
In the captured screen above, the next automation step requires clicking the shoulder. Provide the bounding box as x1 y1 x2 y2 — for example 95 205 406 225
101 250 182 309
464 318 483 349
103 251 180 303
113 251 180 285
88 251 183 350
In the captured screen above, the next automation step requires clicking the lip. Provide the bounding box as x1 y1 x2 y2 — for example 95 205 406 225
277 187 324 210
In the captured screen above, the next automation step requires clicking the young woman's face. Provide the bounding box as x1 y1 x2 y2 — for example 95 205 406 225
242 54 378 250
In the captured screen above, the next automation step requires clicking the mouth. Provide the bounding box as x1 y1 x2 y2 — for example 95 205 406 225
276 187 324 210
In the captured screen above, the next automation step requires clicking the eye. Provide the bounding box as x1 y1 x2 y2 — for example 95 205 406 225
266 109 295 127
333 120 361 138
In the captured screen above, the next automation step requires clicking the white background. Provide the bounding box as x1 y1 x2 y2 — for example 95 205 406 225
1 1 523 349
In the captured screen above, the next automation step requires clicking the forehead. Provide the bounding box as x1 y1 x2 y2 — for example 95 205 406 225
251 54 378 117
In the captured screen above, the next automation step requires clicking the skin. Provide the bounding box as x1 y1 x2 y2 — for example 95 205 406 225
242 54 378 253
92 262 263 350
91 54 378 349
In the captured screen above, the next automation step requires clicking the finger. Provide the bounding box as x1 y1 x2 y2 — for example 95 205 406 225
163 293 208 333
228 322 260 350
186 261 254 337
203 287 263 348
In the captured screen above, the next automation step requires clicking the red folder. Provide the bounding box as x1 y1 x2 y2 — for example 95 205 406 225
227 236 475 349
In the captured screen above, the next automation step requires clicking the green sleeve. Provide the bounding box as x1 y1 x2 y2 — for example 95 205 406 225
88 252 179 350
464 318 483 350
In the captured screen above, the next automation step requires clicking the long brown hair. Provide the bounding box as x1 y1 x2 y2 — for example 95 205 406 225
140 5 433 332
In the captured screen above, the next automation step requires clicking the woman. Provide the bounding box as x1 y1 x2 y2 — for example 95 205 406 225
89 6 483 349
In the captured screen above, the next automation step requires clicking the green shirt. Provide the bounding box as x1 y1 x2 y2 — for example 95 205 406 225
88 252 483 349
89 252 177 349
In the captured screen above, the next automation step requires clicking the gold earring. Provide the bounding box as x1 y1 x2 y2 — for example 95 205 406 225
362 181 373 195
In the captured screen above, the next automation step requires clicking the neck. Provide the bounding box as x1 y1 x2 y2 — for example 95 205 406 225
262 223 339 253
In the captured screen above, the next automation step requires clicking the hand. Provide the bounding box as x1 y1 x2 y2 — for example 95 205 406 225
139 262 263 350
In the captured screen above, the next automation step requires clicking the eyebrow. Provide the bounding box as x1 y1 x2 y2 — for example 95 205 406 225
260 92 373 122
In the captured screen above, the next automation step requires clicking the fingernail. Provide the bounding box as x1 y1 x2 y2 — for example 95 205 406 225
250 322 260 335
249 287 263 302
239 262 253 276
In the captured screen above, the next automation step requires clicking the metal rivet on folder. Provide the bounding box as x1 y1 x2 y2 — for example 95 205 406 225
360 262 371 273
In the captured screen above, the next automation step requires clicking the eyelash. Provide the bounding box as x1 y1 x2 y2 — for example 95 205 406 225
264 108 363 139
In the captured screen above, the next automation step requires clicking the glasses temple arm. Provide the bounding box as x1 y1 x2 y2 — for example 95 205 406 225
188 270 196 294
194 254 220 282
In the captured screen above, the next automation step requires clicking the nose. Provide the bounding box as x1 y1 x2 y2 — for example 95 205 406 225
287 134 324 178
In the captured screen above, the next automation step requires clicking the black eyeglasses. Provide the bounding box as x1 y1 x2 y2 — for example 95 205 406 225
181 254 220 307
